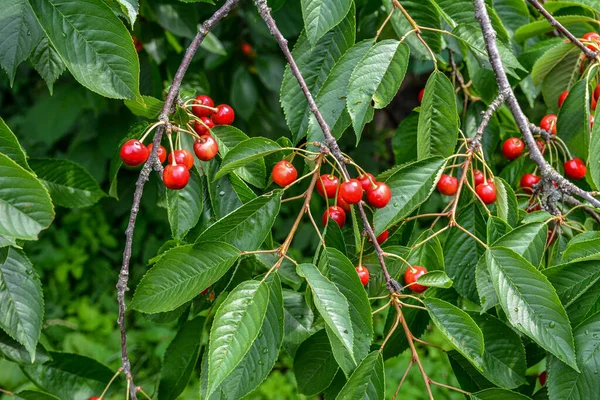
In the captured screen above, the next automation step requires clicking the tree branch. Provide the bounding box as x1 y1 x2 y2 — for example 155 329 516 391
470 90 508 149
116 1 240 398
473 0 600 210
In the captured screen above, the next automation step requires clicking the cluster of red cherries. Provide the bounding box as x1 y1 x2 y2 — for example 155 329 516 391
437 168 497 204
354 264 428 293
120 95 235 190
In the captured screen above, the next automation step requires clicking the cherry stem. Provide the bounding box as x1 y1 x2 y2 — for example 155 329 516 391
379 299 401 350
392 360 413 400
167 131 177 166
306 206 326 246
382 252 412 268
429 379 470 396
0 388 14 396
99 368 123 399
412 335 445 351
139 121 167 143
372 300 392 315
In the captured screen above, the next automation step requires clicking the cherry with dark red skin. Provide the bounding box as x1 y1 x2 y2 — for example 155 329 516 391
192 95 215 118
437 174 458 196
193 116 215 136
404 265 428 293
163 164 190 190
272 160 298 186
337 196 351 212
147 143 166 164
594 83 600 100
558 91 569 108
132 35 143 52
367 182 391 208
536 140 546 153
201 286 212 296
241 42 253 56
473 169 485 186
476 181 497 204
540 114 557 135
339 179 364 204
418 88 425 104
89 397 100 400
539 371 547 387
592 96 597 111
193 135 219 161
322 206 346 228
520 173 541 193
168 149 194 170
502 138 525 160
317 174 339 198
357 173 376 191
355 265 370 286
376 230 389 245
583 32 600 51
564 158 587 180
212 104 235 125
120 139 150 166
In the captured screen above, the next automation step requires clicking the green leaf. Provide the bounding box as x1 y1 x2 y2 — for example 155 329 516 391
20 352 113 399
562 232 600 261
294 330 339 396
115 0 138 27
282 289 316 357
335 351 384 400
230 67 258 121
29 37 65 95
124 95 164 119
28 158 105 208
543 258 600 311
392 112 419 165
346 39 409 141
307 40 374 143
417 271 453 288
158 316 204 400
131 242 240 313
0 0 43 84
373 157 446 235
167 167 203 241
382 297 429 360
557 78 590 160
0 117 28 169
547 311 600 400
152 0 198 38
207 280 270 397
201 32 227 56
532 42 579 86
0 328 50 365
297 263 355 364
214 138 281 181
408 231 445 271
494 178 519 227
424 298 485 369
487 216 511 244
301 0 352 47
417 71 459 159
515 16 598 43
447 350 493 393
0 153 54 240
30 0 140 99
471 388 533 400
196 192 281 252
15 391 60 400
486 247 578 370
494 223 547 267
280 6 355 143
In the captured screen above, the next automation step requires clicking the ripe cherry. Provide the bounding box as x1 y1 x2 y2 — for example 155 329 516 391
540 114 557 135
132 35 143 52
89 397 100 400
357 173 376 191
339 179 364 204
502 138 525 160
322 206 346 228
376 230 389 245
201 286 212 296
437 174 458 196
163 164 190 190
192 95 215 118
595 83 600 100
120 139 149 166
147 143 166 164
337 196 351 212
520 173 541 193
317 174 339 198
418 88 424 104
272 160 297 186
193 135 219 161
476 181 497 204
241 42 253 56
193 116 215 135
404 265 428 293
366 182 391 208
564 158 587 180
168 149 194 170
212 104 235 125
558 91 569 108
355 265 369 286
473 169 485 186
539 371 547 387
536 140 545 153
583 32 600 51
592 96 597 111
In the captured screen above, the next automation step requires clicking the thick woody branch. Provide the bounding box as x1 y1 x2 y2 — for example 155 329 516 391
116 1 240 398
473 0 600 210
562 194 600 225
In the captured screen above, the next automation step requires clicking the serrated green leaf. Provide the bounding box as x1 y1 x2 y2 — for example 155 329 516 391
561 232 600 262
282 289 316 357
335 351 384 400
515 15 598 43
0 117 28 169
589 111 600 188
408 230 444 271
152 0 198 38
487 216 511 244
200 32 227 56
0 328 50 365
494 177 519 227
392 112 419 165
131 242 240 313
557 78 591 160
471 388 533 400
116 0 138 26
214 138 281 180
447 350 493 393
294 330 339 396
124 95 164 119
543 258 600 311
532 41 579 86
417 271 453 288
15 390 60 400
301 0 352 47
167 167 203 241
29 37 65 95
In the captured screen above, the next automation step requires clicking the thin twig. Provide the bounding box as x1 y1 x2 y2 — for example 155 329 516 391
392 360 413 400
470 90 508 150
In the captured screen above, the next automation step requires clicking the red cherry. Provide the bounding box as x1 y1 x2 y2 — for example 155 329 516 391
367 182 391 208
520 173 541 193
591 115 595 129
539 371 547 387
147 143 166 164
536 140 545 153
322 206 346 228
201 286 212 296
212 104 235 125
336 196 351 212
193 116 215 136
594 83 600 101
540 114 557 135
355 265 369 286
132 35 143 52
437 174 458 196
317 174 339 198
564 158 587 180
357 173 376 191
592 96 597 111
89 397 100 400
376 230 389 245
192 95 215 118
473 169 485 186
272 160 297 186
502 138 525 160
168 149 194 170
582 32 600 51
476 181 497 204
241 42 253 56
527 203 541 213
163 164 190 190
120 139 149 166
339 179 364 204
193 135 219 161
418 88 424 104
558 91 569 108
404 265 428 293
